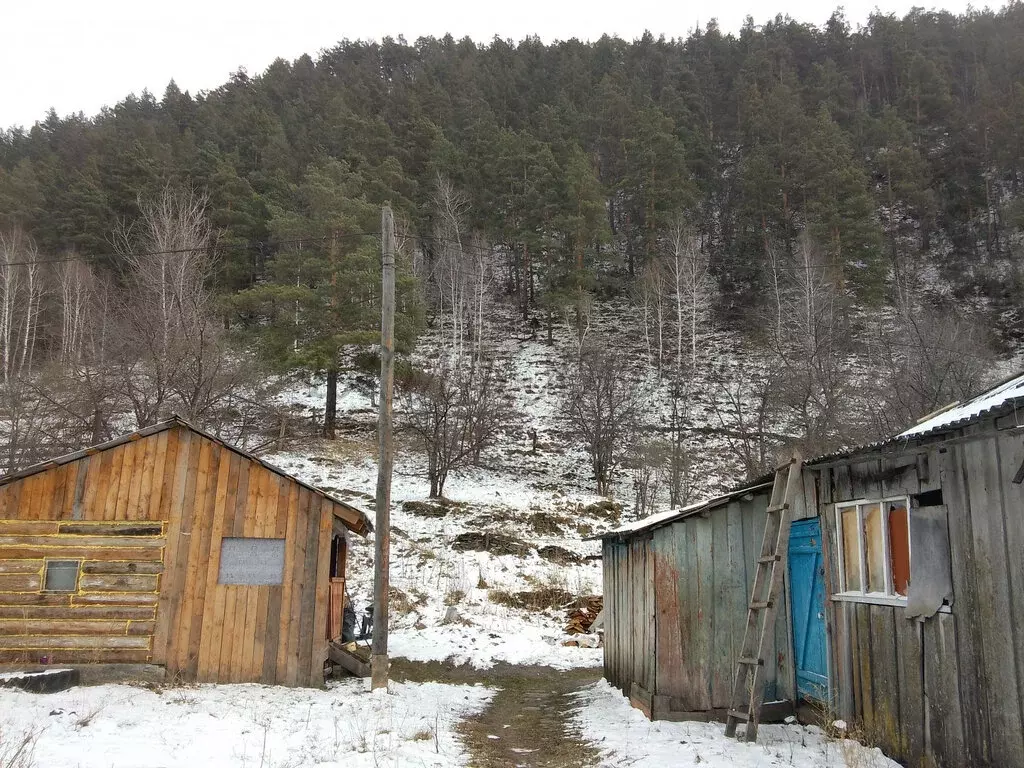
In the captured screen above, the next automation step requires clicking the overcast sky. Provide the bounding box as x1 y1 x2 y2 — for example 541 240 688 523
2 0 987 130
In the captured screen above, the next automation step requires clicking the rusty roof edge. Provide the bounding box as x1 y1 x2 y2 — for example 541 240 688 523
0 415 373 537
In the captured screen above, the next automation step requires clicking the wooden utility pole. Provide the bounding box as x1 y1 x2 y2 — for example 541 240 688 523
371 204 396 691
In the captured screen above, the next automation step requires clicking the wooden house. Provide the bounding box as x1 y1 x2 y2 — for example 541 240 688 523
0 417 371 687
600 371 1024 768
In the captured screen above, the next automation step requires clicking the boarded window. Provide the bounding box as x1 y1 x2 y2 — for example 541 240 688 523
888 503 910 596
44 560 80 592
217 538 286 585
835 497 911 601
839 506 861 591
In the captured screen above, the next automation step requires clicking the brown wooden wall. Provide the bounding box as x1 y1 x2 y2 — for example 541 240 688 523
0 519 163 663
603 487 796 718
0 424 347 687
813 416 1024 768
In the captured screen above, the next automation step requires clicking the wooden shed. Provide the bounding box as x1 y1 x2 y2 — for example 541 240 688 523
600 370 1024 768
0 417 371 687
599 481 797 721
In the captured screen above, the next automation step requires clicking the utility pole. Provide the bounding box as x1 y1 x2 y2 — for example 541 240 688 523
371 204 396 691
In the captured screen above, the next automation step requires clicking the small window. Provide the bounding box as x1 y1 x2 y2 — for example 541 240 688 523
44 560 81 592
835 498 911 600
217 538 286 585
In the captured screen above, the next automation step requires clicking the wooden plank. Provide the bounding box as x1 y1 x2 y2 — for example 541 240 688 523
126 437 149 520
81 562 162 575
186 443 224 680
296 494 321 685
0 605 155 620
79 453 102 520
923 612 967 766
283 489 310 685
855 603 874 733
78 573 159 592
963 435 1023 764
0 649 152 664
72 592 158 606
937 444 989 763
0 592 72 607
251 586 270 682
102 444 126 521
133 432 157 521
56 522 162 536
0 522 60 534
309 502 333 686
0 635 150 650
869 607 901 755
48 462 70 520
113 441 138 520
0 534 164 547
0 546 163 561
222 458 253 682
0 618 136 635
653 526 682 699
894 615 924 764
997 431 1024 760
264 480 293 684
0 560 44 574
201 451 237 681
155 428 181 522
0 573 42 591
710 506 732 708
150 429 195 666
176 439 215 677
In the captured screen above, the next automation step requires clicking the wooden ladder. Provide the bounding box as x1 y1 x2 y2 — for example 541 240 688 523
724 453 803 742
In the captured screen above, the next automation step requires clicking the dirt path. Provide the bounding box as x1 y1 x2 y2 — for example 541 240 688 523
392 660 603 767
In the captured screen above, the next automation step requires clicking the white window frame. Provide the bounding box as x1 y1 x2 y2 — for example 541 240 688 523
834 497 911 602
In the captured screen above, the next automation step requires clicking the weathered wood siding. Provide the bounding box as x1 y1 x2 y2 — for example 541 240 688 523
0 519 163 663
813 415 1024 768
603 487 796 717
0 424 347 687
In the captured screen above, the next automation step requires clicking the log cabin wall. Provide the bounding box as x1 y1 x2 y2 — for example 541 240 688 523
602 485 796 719
812 414 1024 768
0 421 354 687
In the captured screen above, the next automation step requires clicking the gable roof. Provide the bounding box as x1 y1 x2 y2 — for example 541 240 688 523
898 370 1024 439
0 416 373 536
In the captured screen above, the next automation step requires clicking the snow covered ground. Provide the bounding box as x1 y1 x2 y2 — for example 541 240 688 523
570 680 900 768
0 678 493 768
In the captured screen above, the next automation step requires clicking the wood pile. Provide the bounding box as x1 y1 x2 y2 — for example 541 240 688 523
564 596 603 635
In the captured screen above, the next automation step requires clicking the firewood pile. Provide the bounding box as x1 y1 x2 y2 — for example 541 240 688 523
564 595 603 635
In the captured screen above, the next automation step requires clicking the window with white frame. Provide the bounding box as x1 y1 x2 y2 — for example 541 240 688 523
835 498 911 599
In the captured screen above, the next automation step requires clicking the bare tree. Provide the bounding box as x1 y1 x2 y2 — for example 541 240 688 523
764 233 853 456
401 358 511 498
710 363 786 480
866 294 995 438
564 343 645 496
665 222 715 377
113 187 232 426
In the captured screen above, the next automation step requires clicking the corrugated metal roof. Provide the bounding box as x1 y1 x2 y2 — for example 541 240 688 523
898 370 1024 439
595 479 772 539
0 416 373 536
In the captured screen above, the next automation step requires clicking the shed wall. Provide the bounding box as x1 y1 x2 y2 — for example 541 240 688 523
0 425 341 686
603 487 795 717
814 419 1024 768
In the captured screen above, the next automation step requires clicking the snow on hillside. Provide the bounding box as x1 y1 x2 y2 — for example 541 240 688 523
265 299 762 670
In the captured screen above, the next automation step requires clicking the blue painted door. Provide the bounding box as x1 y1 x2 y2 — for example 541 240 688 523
788 518 829 702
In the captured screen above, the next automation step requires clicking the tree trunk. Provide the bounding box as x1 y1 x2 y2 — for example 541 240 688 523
324 367 338 439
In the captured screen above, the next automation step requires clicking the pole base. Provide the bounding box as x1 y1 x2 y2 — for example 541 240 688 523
370 654 389 690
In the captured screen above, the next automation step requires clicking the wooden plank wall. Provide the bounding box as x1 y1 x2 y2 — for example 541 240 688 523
0 519 163 663
603 487 795 717
815 420 1024 768
0 424 341 687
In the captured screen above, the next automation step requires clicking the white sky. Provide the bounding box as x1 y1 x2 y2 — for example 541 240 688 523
2 0 987 130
